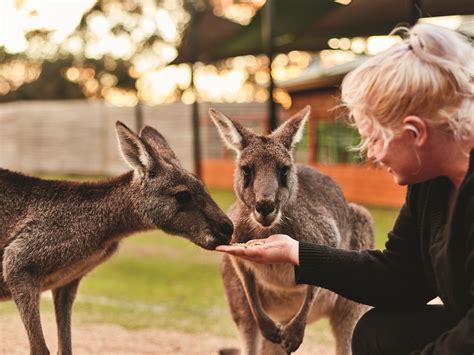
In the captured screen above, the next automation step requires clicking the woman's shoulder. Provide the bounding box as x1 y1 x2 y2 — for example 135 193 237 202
456 149 474 215
403 150 473 218
407 177 448 202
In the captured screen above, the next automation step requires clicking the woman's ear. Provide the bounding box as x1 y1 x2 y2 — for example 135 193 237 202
403 116 427 146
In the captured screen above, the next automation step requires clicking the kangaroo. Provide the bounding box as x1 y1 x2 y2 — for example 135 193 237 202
209 106 374 355
0 121 233 355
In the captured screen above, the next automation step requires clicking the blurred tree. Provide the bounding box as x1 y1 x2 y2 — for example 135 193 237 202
0 53 84 102
0 0 189 105
0 0 302 107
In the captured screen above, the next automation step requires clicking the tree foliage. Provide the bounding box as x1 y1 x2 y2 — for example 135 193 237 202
0 0 189 103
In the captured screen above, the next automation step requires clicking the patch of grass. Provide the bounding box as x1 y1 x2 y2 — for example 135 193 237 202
74 236 335 342
0 302 17 316
366 206 398 249
80 247 224 308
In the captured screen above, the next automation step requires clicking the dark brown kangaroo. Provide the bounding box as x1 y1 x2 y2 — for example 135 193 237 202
0 121 233 355
210 106 374 355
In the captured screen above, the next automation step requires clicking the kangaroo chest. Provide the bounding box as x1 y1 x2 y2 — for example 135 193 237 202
40 241 119 292
240 259 339 323
249 262 297 289
252 264 338 323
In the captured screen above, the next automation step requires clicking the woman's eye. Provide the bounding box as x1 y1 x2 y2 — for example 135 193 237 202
175 191 192 204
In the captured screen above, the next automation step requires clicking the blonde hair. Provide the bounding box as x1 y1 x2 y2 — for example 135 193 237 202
341 23 474 155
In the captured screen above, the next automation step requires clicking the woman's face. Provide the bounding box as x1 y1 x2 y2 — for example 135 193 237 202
362 127 423 186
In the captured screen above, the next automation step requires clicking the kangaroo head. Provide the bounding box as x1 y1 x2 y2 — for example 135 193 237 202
209 106 310 229
115 121 233 250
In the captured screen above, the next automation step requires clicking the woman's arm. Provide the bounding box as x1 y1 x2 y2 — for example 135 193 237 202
217 186 436 308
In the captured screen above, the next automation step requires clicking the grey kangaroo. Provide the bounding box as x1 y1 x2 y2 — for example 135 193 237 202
0 121 233 355
209 106 374 355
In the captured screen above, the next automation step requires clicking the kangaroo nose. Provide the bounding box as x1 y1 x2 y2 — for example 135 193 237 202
255 201 275 216
218 221 234 237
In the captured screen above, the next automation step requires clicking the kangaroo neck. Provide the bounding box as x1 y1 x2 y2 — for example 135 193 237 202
84 172 152 242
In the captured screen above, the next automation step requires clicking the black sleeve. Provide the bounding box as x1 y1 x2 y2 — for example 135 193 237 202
294 185 436 308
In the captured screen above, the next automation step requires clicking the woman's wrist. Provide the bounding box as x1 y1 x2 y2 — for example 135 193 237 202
289 239 300 266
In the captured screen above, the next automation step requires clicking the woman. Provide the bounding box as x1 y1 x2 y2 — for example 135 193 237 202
217 23 473 355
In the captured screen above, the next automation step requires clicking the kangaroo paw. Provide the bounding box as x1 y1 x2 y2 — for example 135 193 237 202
281 322 305 353
259 321 283 344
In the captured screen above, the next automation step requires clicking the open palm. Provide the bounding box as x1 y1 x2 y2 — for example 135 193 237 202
216 234 299 265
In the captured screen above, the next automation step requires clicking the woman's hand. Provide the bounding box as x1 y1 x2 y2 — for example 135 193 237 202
215 234 299 265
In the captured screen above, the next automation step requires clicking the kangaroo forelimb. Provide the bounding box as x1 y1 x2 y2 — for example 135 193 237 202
281 285 320 353
232 258 284 344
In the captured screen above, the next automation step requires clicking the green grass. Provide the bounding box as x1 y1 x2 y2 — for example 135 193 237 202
0 182 398 342
369 206 398 249
76 233 232 334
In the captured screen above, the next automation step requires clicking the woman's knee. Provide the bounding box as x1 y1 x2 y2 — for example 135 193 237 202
352 308 381 355
352 305 454 355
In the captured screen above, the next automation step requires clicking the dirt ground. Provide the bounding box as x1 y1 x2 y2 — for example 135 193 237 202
0 314 334 355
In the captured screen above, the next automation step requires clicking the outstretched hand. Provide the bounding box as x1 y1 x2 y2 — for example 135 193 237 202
215 234 299 265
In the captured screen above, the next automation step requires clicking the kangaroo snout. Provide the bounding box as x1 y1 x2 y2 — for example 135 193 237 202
254 200 279 228
255 200 276 216
209 218 233 248
217 221 234 238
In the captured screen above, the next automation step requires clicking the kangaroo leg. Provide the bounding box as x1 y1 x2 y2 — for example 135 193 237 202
230 257 283 345
281 286 319 353
326 204 373 355
52 278 81 355
4 231 48 354
330 295 369 355
8 273 49 355
221 255 261 355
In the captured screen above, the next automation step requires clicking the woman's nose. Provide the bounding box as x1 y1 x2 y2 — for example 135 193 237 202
367 145 376 161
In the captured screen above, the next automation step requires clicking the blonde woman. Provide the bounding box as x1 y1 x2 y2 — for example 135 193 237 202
217 23 474 354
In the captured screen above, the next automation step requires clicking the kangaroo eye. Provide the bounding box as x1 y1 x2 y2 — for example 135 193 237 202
175 191 192 204
148 170 158 179
279 166 290 186
241 165 253 188
241 166 252 177
279 166 290 176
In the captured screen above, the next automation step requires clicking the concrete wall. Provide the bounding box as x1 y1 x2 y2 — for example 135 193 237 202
0 100 266 176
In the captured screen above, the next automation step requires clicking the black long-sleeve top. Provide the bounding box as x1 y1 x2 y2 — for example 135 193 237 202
295 150 474 355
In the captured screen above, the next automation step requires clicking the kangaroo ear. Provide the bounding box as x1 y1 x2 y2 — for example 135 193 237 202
270 105 310 150
116 121 153 175
209 108 255 152
140 126 180 166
